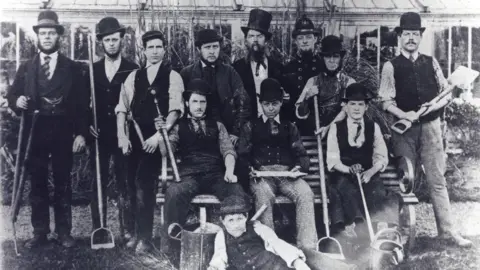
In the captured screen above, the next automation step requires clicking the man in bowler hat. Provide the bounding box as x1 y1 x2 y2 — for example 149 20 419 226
89 16 139 243
233 9 287 119
284 15 323 135
378 12 472 247
180 29 251 145
116 30 184 253
7 10 89 248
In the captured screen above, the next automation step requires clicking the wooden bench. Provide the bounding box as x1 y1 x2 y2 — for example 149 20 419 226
156 136 418 253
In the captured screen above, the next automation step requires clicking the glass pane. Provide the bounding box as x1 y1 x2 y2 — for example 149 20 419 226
472 27 480 98
1 22 17 84
433 26 449 78
452 26 468 71
122 25 138 64
73 24 92 61
59 23 71 58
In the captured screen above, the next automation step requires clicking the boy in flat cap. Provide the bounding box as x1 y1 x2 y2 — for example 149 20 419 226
237 78 317 250
326 83 397 243
161 79 246 255
89 16 139 243
208 195 310 270
115 30 184 253
7 10 89 248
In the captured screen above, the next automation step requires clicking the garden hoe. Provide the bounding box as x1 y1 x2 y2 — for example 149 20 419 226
88 35 114 249
313 96 345 261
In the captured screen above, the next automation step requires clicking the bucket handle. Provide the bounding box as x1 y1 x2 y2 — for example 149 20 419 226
168 223 183 241
372 228 402 244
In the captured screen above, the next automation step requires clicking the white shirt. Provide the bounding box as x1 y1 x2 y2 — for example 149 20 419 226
40 51 58 80
250 58 268 117
147 61 162 85
104 56 122 82
400 50 419 61
261 114 280 124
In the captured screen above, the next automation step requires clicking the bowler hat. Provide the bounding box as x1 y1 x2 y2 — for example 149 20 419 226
342 83 372 101
292 14 320 38
319 35 346 57
195 29 223 48
241 9 273 40
141 30 166 46
96 17 126 40
394 12 425 34
32 10 64 35
258 78 283 102
182 78 212 101
218 195 252 215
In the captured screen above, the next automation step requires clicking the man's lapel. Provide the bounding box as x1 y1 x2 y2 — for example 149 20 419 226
50 54 73 98
24 54 40 98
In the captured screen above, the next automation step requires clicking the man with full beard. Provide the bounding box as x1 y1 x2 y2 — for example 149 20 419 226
284 15 323 135
89 17 139 244
180 29 250 145
233 9 286 120
7 10 89 248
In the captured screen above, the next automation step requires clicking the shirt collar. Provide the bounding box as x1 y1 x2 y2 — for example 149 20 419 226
187 114 206 120
323 71 341 79
261 114 280 124
105 55 121 65
347 116 364 127
401 50 419 61
147 60 162 69
201 60 215 68
40 51 58 62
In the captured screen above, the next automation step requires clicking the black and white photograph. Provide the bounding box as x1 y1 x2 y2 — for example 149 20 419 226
0 0 480 269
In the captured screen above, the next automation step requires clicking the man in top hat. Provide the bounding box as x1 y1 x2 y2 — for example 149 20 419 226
284 15 323 135
115 30 184 253
7 10 89 248
295 35 355 137
233 9 287 120
237 78 317 250
180 29 251 145
161 78 246 255
378 12 472 247
89 16 139 243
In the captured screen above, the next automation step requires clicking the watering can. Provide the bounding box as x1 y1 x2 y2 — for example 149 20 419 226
369 228 404 270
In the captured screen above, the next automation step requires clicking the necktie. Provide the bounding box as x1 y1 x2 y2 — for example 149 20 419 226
354 122 362 143
193 118 205 136
42 55 51 79
255 61 267 77
409 55 415 63
268 118 279 135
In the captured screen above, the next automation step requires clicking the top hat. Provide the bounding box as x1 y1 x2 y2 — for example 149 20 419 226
241 9 273 40
182 78 212 101
394 12 425 34
32 10 64 35
319 35 346 57
141 30 166 46
96 17 126 40
218 195 252 215
258 78 283 102
292 14 320 38
342 83 372 101
195 29 223 48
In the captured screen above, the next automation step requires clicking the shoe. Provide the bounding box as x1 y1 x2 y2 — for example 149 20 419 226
24 234 49 249
126 237 138 249
439 232 473 248
135 240 153 254
57 234 76 248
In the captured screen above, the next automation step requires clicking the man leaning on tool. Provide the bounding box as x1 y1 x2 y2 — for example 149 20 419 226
7 10 89 248
115 30 184 254
378 12 472 248
89 16 139 244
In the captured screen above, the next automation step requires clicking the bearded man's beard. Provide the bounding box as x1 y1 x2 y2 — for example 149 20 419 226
103 44 121 59
322 58 344 77
200 55 218 67
247 43 266 63
38 39 60 55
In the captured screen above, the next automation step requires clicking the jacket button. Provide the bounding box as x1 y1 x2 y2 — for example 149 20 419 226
298 76 302 80
298 85 301 88
313 59 316 62
298 68 302 71
313 67 316 71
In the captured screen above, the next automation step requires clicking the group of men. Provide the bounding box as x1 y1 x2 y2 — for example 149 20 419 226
7 7 471 263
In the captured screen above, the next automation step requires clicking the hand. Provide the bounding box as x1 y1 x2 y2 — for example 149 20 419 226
293 258 310 270
224 170 238 183
229 134 239 146
143 134 159 153
16 96 29 110
154 117 166 131
349 164 364 175
89 125 99 139
403 111 419 123
314 126 329 139
360 168 376 184
290 166 301 172
72 135 86 153
118 135 132 155
304 84 319 100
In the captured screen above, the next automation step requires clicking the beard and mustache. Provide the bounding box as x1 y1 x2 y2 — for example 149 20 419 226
247 42 266 63
103 44 121 59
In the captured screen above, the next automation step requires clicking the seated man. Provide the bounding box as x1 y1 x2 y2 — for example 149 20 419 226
326 83 399 243
237 78 317 250
162 78 246 254
208 195 310 270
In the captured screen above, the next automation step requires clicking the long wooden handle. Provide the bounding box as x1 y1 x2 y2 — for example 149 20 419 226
11 112 25 208
356 173 374 242
251 205 267 221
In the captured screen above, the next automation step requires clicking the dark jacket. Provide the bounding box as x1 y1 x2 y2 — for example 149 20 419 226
233 57 289 120
180 61 251 136
7 53 89 137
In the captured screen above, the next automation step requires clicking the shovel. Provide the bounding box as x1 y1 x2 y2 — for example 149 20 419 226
87 34 115 249
313 96 345 260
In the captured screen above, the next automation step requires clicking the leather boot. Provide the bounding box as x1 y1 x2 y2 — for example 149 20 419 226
24 234 49 249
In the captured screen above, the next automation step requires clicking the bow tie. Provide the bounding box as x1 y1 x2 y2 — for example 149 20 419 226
255 61 267 76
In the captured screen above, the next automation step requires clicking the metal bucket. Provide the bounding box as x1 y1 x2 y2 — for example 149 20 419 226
168 222 221 270
369 228 404 269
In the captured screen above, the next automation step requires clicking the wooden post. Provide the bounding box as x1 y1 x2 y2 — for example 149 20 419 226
468 25 472 93
448 26 452 76
70 24 75 60
16 22 20 71
377 25 381 82
357 26 361 70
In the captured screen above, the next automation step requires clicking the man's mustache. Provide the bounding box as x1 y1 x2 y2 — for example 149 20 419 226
407 41 416 45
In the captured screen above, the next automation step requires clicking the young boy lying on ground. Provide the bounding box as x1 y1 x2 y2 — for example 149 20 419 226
208 195 310 270
326 83 399 245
